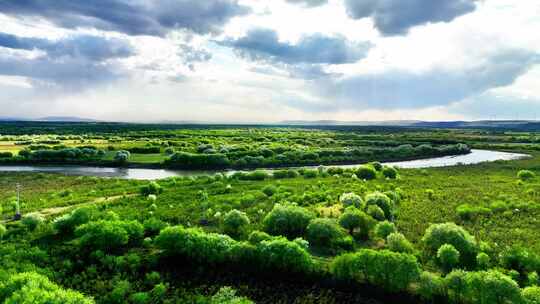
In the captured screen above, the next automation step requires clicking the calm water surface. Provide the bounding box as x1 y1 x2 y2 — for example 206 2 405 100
0 149 530 180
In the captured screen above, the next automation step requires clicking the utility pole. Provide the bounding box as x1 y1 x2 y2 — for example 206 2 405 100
14 183 21 220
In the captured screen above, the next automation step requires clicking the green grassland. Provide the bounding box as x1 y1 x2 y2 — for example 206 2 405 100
2 124 540 303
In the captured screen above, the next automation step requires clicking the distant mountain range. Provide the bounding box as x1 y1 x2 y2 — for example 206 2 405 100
1 117 540 130
280 119 540 129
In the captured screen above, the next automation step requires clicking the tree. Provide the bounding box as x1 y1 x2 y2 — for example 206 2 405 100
446 270 522 304
140 182 163 196
365 192 395 220
0 272 94 304
257 238 314 274
523 286 540 304
356 166 377 180
114 150 130 163
382 166 398 179
306 218 346 248
210 287 253 304
222 210 250 238
339 208 373 237
75 220 144 252
422 222 477 265
262 204 314 239
53 206 98 234
21 214 44 231
387 232 414 254
331 249 421 292
437 244 460 272
374 221 396 239
339 193 364 209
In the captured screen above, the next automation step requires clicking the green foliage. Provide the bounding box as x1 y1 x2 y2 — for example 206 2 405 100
437 244 460 272
386 232 414 254
445 270 522 304
247 231 273 244
306 218 346 249
523 286 540 304
143 217 168 236
75 219 144 251
114 150 130 163
365 192 395 220
257 238 314 274
374 221 396 239
330 249 421 292
415 271 445 301
262 204 314 239
0 272 94 304
222 210 251 238
21 214 44 231
339 192 364 209
456 204 492 221
53 206 98 234
210 287 253 304
261 184 277 197
0 224 6 240
356 166 377 180
338 207 373 237
476 252 491 269
155 226 235 264
367 204 386 221
140 182 163 196
518 170 536 181
422 222 477 265
382 166 398 179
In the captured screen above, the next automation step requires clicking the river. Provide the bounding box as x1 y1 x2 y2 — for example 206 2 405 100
0 149 530 180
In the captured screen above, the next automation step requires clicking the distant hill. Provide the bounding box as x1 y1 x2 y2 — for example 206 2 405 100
279 120 540 130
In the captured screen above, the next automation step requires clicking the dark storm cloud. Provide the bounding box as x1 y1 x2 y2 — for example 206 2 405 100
285 0 328 8
345 0 477 35
0 32 135 60
0 0 250 36
309 50 540 110
0 32 135 89
220 28 371 65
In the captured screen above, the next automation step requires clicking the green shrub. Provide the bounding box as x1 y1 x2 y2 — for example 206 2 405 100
222 210 250 238
367 205 386 221
306 218 346 248
0 272 94 304
239 171 269 181
476 252 490 269
456 204 491 221
262 204 314 239
365 192 395 220
21 214 44 231
382 166 398 179
356 166 377 180
330 249 421 292
445 270 522 304
374 221 396 239
210 287 253 304
523 286 540 304
338 208 373 237
386 232 414 254
273 170 298 179
248 231 273 244
140 182 163 196
422 222 477 265
415 271 445 301
261 185 277 197
155 226 235 264
143 218 168 236
339 192 364 209
303 170 318 178
53 206 98 234
370 162 383 171
75 220 144 252
257 238 314 274
518 170 536 181
437 244 460 272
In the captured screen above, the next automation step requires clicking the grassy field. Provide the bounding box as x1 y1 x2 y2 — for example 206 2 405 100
2 125 540 303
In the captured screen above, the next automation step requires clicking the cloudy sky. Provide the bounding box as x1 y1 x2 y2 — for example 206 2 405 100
0 0 539 122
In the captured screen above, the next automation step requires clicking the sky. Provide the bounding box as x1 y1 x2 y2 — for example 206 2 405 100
0 0 539 123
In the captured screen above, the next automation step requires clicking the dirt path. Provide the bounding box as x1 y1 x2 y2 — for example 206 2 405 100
1 193 138 223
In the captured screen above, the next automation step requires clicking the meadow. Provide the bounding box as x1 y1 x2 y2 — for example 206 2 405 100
1 123 540 303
